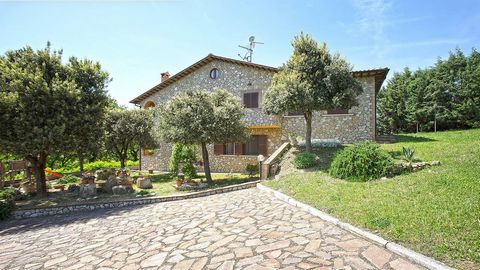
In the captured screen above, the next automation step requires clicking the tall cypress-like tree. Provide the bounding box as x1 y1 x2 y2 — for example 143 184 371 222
263 33 362 152
378 47 480 133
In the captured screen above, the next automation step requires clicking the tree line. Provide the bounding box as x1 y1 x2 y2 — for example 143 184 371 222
378 48 480 134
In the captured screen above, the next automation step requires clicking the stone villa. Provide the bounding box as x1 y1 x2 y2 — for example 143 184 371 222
130 54 388 173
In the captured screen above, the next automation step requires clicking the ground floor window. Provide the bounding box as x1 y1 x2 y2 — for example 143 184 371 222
326 108 349 114
143 148 155 156
214 135 267 156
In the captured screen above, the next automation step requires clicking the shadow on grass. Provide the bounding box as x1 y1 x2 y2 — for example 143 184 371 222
307 146 344 172
149 173 173 183
395 134 437 143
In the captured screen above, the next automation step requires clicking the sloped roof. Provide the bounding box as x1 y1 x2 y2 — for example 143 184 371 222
130 54 388 104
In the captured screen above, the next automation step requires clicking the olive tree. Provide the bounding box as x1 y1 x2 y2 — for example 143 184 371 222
0 43 110 196
263 33 362 152
104 108 156 168
67 57 111 171
155 90 248 184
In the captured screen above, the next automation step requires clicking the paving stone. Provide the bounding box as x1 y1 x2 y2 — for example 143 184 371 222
234 247 253 258
389 258 422 270
44 256 68 268
172 258 195 270
362 245 392 268
0 189 426 270
210 252 234 264
217 260 235 270
190 257 208 270
256 240 291 253
140 252 168 268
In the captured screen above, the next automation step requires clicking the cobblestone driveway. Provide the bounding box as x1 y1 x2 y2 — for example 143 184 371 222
0 188 423 270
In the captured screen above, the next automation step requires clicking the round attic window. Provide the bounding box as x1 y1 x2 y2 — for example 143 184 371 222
210 68 219 79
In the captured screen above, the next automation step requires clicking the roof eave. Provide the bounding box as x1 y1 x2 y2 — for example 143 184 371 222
130 55 389 104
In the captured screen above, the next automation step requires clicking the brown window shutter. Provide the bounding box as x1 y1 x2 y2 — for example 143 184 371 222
251 92 259 108
234 143 244 155
243 93 249 108
258 135 268 156
214 144 224 155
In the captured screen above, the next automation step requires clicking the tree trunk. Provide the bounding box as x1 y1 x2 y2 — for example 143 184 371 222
78 152 84 172
120 157 126 169
88 151 98 163
304 111 313 152
201 142 213 184
30 153 48 197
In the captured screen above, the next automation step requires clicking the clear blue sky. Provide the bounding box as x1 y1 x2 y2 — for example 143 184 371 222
1 0 479 107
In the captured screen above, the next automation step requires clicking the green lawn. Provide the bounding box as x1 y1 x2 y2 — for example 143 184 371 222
139 172 257 196
265 129 480 270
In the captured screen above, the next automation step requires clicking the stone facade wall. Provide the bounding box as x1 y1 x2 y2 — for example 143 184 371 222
281 77 376 143
141 60 282 173
139 60 377 172
142 127 283 173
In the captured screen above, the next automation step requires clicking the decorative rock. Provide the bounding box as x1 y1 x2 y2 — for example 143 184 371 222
95 169 116 181
79 184 97 198
67 184 80 193
103 177 119 194
112 185 134 195
136 178 153 189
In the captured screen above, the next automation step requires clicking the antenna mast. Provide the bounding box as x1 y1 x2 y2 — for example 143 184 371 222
238 36 264 62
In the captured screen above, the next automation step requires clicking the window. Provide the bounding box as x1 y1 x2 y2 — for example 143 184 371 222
210 68 219 79
243 92 259 108
214 135 267 156
225 143 235 155
285 111 303 116
245 135 260 155
144 101 155 109
327 108 349 114
143 148 154 156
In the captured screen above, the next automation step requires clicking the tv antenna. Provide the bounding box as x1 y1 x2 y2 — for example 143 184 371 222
238 36 264 62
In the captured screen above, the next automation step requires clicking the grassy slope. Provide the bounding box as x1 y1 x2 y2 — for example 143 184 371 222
265 129 480 269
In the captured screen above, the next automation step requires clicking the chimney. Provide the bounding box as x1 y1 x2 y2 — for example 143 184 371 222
161 72 170 82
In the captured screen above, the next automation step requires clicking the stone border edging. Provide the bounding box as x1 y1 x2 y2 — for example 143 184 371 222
256 183 455 270
11 181 260 220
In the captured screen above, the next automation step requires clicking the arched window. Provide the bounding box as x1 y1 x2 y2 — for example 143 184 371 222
144 101 155 109
210 68 219 79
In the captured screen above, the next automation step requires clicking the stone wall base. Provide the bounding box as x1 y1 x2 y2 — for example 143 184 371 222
11 181 260 220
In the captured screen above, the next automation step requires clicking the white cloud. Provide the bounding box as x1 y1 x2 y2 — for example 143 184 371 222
352 0 391 58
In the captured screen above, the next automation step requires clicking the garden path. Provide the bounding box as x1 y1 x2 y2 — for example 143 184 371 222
0 188 424 270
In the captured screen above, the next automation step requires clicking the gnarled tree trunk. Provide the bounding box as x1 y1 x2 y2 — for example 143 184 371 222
29 152 48 197
304 111 313 152
201 142 213 184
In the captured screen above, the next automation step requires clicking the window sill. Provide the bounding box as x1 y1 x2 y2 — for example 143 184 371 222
322 113 355 117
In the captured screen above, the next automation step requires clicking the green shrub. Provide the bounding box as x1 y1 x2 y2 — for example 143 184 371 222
0 188 16 220
293 152 317 169
56 174 80 185
168 143 198 179
245 164 259 176
54 160 139 174
402 146 415 162
330 141 394 181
